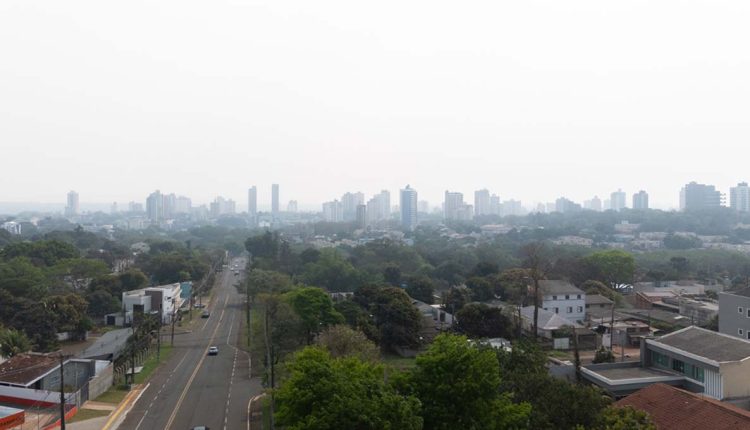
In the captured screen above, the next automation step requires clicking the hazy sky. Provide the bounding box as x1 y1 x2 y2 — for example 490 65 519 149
2 1 750 210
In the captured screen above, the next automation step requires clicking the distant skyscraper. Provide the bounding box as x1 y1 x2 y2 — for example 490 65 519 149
210 196 235 217
474 189 490 217
490 194 501 215
341 192 365 222
356 204 368 229
400 185 418 231
555 197 582 213
146 190 163 224
418 200 429 213
271 184 280 217
163 193 177 219
444 191 464 220
610 189 626 211
500 200 524 217
632 190 649 210
128 201 144 212
322 200 343 222
584 196 602 212
65 191 79 217
287 200 298 212
248 186 257 217
730 182 750 212
175 196 192 214
680 182 723 211
366 190 391 223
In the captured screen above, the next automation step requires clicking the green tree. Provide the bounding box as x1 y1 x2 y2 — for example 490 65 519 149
466 277 494 302
242 269 293 303
85 290 121 319
596 406 656 430
284 287 345 344
0 240 79 266
383 263 402 286
0 257 48 299
408 334 530 430
371 287 423 351
0 327 31 357
315 325 380 362
581 250 635 290
592 346 615 364
300 249 366 292
275 347 423 430
455 303 511 339
444 286 471 313
405 276 435 304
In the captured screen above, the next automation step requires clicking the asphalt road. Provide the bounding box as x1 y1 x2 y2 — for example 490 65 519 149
119 257 263 430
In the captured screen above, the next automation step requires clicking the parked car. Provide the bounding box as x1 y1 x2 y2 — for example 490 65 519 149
208 346 218 356
201 310 210 318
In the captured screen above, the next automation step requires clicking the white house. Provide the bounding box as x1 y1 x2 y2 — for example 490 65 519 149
540 280 586 322
120 283 183 324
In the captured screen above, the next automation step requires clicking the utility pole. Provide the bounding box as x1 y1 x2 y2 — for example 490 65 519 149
157 305 162 361
246 280 251 347
170 297 176 347
59 354 66 430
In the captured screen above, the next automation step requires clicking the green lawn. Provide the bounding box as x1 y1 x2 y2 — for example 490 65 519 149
94 386 129 404
68 408 111 423
134 344 173 384
262 396 272 430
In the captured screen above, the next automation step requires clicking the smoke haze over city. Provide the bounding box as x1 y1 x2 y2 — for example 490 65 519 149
2 1 750 209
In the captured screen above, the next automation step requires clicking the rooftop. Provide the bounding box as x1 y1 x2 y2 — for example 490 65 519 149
723 287 750 298
594 366 675 381
0 354 60 387
651 326 750 363
539 280 584 296
520 306 583 330
585 294 613 305
616 383 750 430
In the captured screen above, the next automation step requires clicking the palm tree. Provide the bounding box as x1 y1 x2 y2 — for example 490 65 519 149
0 328 31 358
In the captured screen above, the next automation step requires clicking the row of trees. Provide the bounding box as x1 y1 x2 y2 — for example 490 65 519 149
275 334 655 430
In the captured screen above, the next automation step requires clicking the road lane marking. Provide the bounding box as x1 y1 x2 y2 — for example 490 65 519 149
101 382 149 430
134 353 190 430
164 296 228 430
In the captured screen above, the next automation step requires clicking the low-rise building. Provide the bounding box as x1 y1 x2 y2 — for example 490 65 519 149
582 326 750 402
114 283 183 325
540 280 586 322
719 287 750 341
585 294 614 318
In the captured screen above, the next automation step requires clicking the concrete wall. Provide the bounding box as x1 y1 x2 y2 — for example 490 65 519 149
0 385 76 408
718 292 750 340
720 360 750 400
39 361 91 392
542 296 586 321
87 363 113 400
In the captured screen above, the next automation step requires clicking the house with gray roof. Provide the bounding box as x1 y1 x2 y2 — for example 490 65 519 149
540 280 586 322
719 287 750 341
582 326 750 403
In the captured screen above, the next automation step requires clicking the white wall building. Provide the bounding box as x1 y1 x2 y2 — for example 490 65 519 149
121 283 183 325
540 280 586 322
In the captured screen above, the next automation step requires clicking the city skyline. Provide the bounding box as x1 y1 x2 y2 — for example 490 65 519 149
3 2 750 210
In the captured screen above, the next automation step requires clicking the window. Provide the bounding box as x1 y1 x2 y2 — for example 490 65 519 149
672 359 685 374
740 329 745 336
652 351 669 367
577 306 583 313
554 307 559 314
543 308 548 311
566 307 573 313
747 331 750 340
747 308 750 318
552 295 557 300
683 362 705 382
740 307 745 314
577 294 581 299
565 295 570 300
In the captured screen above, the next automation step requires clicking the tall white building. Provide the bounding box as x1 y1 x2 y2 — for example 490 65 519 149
65 191 79 217
444 191 464 220
632 190 649 210
322 200 343 222
146 190 163 224
366 190 391 223
400 185 418 231
163 193 177 219
247 186 257 219
730 182 750 213
490 194 501 215
271 184 280 217
341 192 365 222
287 200 298 212
610 189 626 211
210 196 236 217
175 196 192 214
584 196 602 212
474 189 491 217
